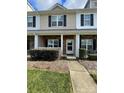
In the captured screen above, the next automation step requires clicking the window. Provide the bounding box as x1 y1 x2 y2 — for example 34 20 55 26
27 16 36 27
84 14 91 26
48 39 59 47
81 14 94 26
81 39 93 50
51 15 64 26
27 16 33 27
90 0 97 8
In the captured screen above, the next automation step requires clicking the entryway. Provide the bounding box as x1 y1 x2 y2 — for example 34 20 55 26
66 39 74 55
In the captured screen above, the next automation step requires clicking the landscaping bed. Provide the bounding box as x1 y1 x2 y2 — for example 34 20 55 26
78 60 97 83
27 60 69 73
28 70 73 93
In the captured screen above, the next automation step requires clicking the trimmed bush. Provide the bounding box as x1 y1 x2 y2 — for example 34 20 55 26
79 48 87 59
29 49 59 61
88 54 97 60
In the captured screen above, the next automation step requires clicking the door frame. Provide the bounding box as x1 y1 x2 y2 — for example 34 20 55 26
66 39 74 54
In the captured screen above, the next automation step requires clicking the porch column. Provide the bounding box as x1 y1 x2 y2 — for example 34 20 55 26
61 34 63 55
76 34 80 57
34 34 38 49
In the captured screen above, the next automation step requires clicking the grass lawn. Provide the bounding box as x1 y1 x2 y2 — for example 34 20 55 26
28 70 72 93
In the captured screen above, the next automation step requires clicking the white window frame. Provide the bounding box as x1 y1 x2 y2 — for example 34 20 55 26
27 16 33 27
48 39 59 48
51 15 64 27
81 39 93 50
90 0 97 8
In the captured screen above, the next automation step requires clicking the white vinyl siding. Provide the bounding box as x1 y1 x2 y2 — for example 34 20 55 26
90 0 97 8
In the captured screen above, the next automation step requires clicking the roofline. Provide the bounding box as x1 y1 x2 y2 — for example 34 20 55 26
84 0 89 8
27 1 35 11
48 3 67 10
27 8 97 15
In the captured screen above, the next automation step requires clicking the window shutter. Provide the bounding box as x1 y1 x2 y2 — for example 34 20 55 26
81 14 84 26
59 39 61 47
93 39 96 50
48 16 51 27
45 39 48 47
90 14 94 26
33 16 36 27
64 15 66 26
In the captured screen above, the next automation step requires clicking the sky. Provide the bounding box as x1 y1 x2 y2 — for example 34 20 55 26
28 0 88 10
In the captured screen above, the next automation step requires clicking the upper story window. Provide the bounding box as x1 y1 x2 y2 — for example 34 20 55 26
51 15 64 26
81 14 94 26
27 16 36 27
48 15 66 27
84 14 91 26
90 0 97 8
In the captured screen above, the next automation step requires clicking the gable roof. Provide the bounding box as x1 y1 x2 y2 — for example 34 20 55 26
63 0 88 9
27 2 35 11
48 3 67 10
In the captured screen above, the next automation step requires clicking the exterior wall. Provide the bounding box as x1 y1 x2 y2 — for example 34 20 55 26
37 35 76 56
39 35 61 47
51 6 64 11
40 13 76 29
76 12 97 29
85 0 97 8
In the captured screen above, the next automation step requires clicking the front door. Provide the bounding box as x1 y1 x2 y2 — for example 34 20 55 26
66 39 74 54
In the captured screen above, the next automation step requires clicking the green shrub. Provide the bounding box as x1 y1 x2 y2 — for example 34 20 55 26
79 48 87 59
29 49 59 61
88 54 97 60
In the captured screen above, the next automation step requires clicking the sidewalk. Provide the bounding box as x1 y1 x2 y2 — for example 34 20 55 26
68 61 96 93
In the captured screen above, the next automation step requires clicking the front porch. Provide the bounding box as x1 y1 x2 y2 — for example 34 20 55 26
27 34 97 57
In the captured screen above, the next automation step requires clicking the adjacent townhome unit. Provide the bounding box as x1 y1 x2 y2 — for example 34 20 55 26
27 0 97 58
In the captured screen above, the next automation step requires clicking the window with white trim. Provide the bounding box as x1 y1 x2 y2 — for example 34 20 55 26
81 39 93 50
84 14 91 26
51 15 64 26
81 14 94 26
27 16 33 27
48 39 59 47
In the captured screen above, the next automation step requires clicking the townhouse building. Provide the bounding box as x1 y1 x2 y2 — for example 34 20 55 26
27 0 97 57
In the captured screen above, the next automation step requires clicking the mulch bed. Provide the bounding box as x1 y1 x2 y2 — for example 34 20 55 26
78 60 97 70
27 60 69 73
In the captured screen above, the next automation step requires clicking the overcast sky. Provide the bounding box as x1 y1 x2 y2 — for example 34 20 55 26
28 0 88 10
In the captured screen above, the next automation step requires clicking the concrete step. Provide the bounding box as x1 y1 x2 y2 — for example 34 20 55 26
66 56 76 60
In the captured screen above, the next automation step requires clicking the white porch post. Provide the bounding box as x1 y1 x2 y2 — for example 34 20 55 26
61 34 63 55
34 34 38 49
76 34 80 57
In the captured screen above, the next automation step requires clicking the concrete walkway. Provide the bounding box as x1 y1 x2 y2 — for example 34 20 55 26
68 61 96 93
